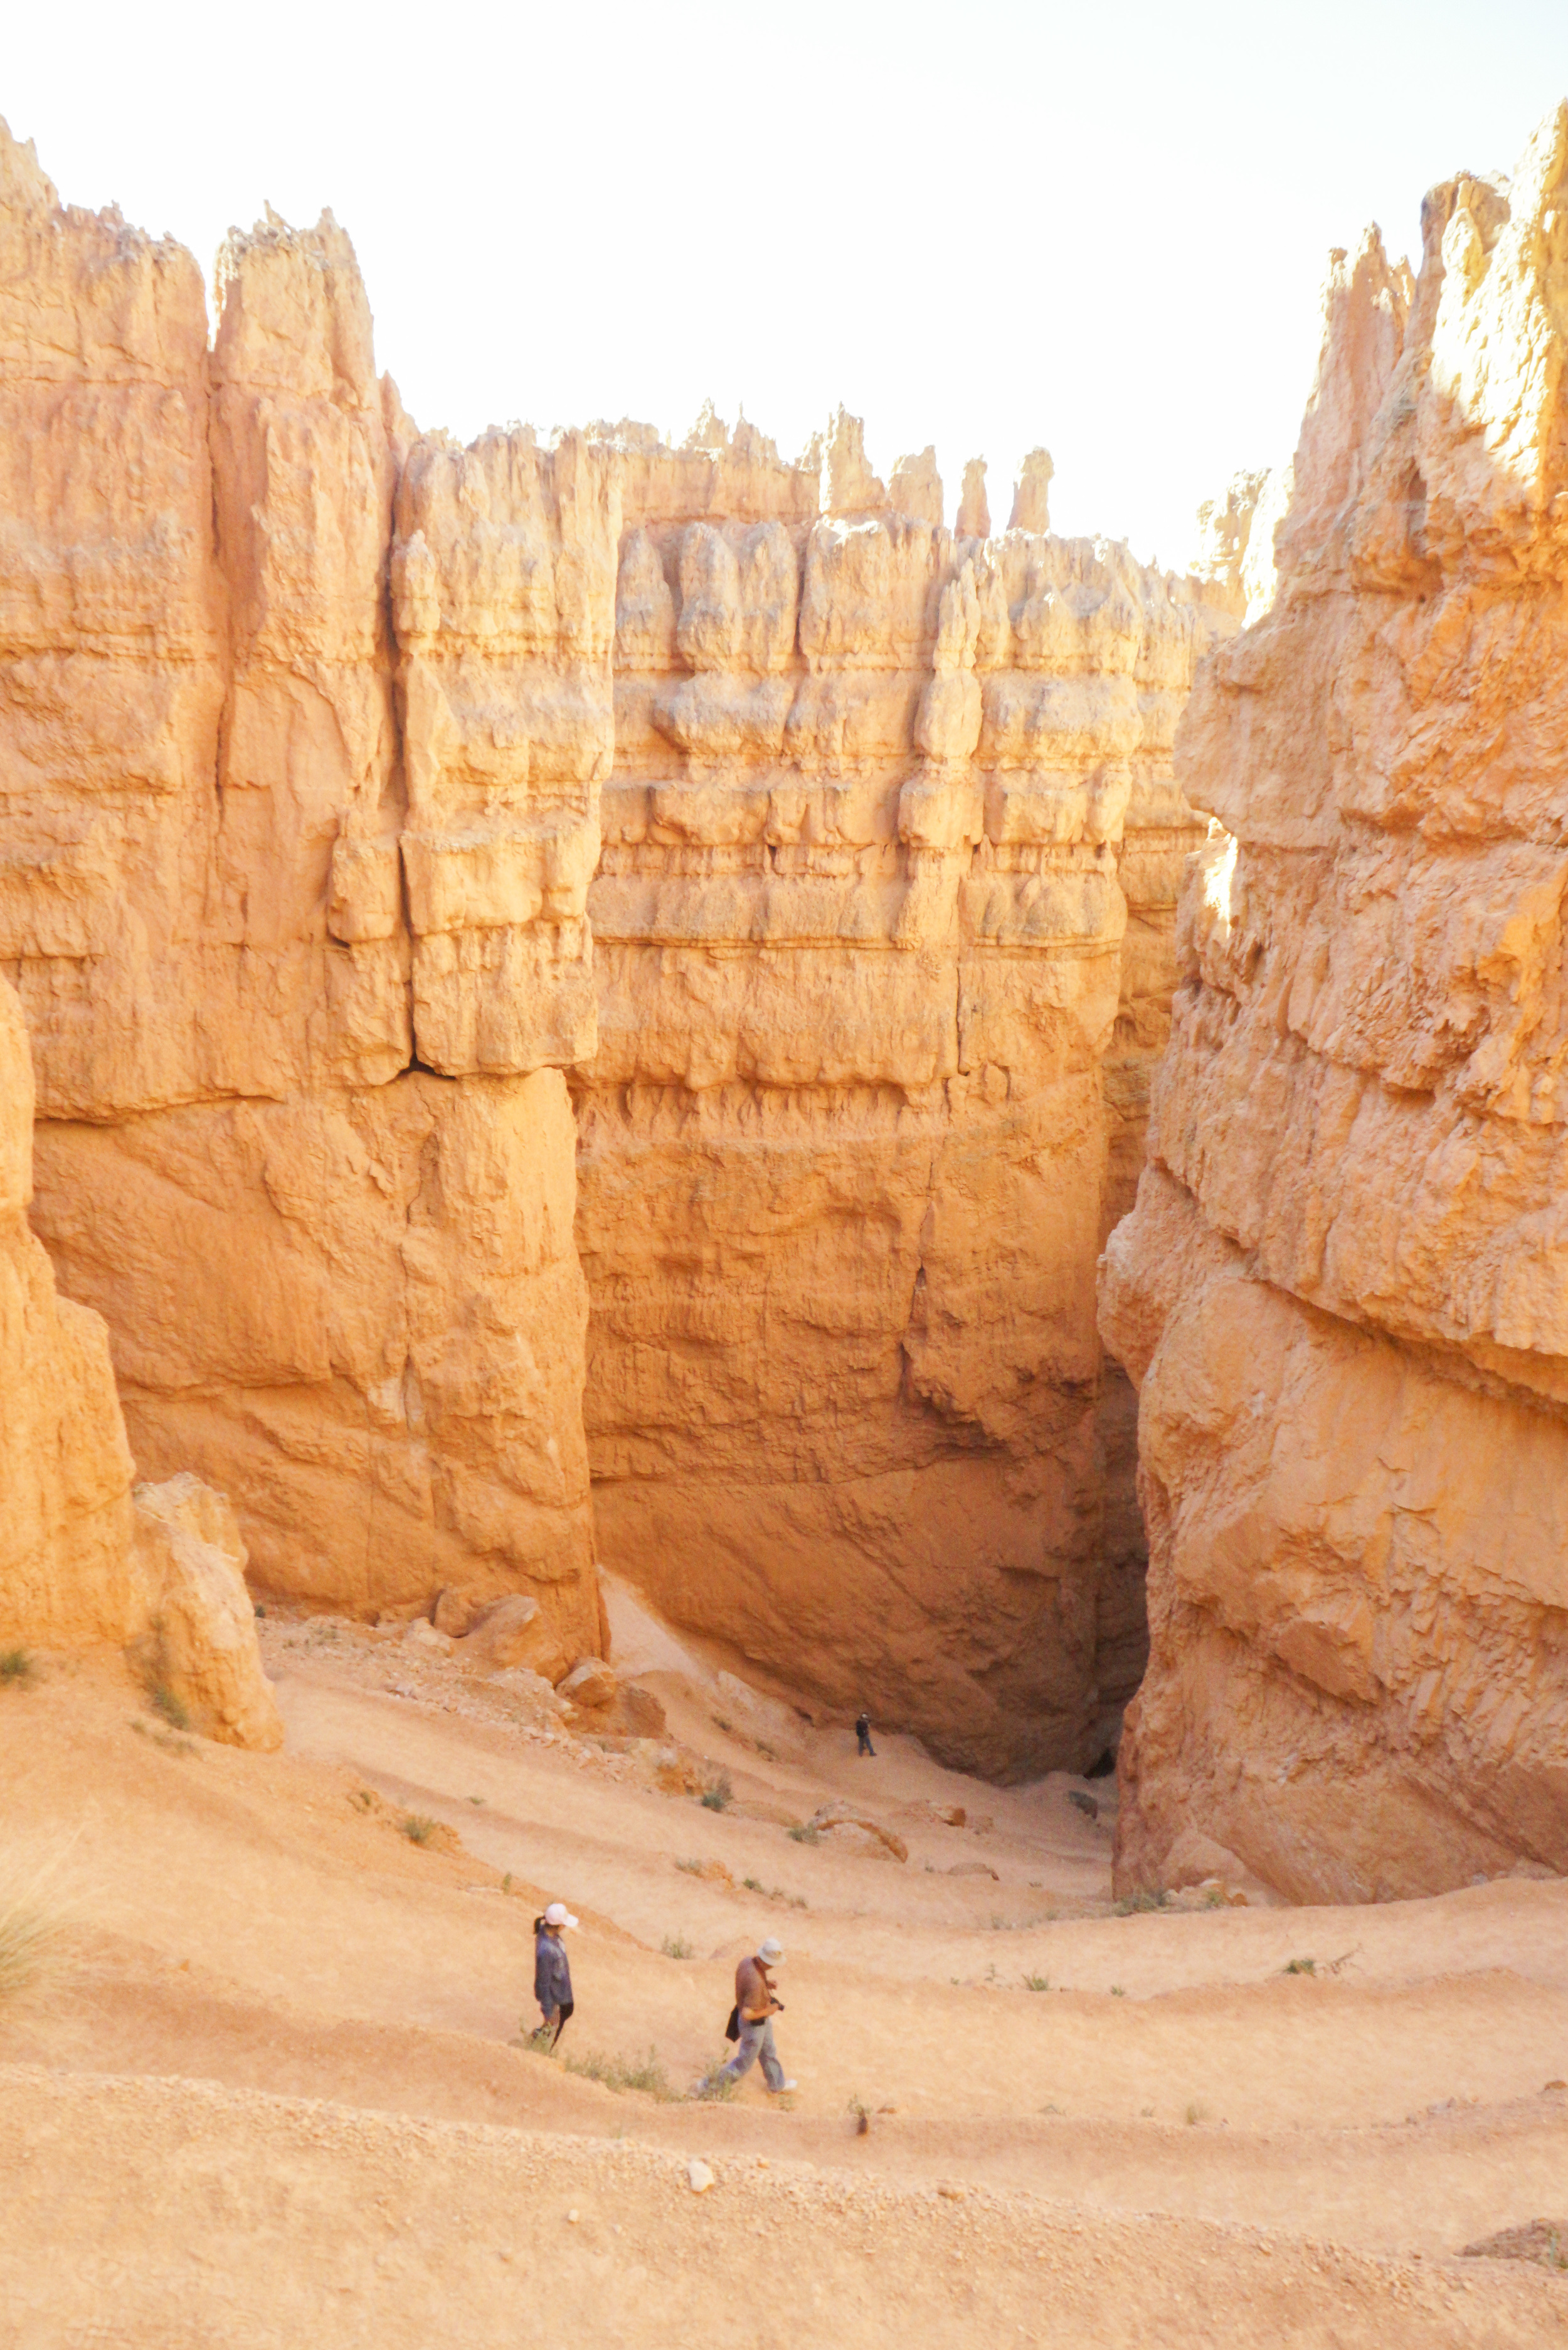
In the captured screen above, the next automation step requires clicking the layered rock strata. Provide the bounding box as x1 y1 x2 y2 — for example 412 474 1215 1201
0 127 605 1654
0 120 1241 1771
0 972 279 1746
578 410 1232 1776
1101 111 1568 1895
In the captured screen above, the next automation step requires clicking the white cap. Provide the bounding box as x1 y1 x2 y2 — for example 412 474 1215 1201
544 1902 579 1930
758 1938 783 1963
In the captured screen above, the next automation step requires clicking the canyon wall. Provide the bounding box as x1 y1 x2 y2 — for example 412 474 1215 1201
578 413 1231 1775
0 126 606 1659
0 969 280 1747
0 120 1241 1773
1101 110 1568 1896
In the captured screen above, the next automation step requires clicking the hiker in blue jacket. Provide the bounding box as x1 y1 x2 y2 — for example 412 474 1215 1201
532 1901 578 2044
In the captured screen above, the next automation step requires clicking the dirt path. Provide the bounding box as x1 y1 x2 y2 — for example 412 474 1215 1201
3 1628 1567 2342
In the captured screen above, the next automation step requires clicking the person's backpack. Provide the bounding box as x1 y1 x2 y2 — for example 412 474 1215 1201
724 2004 740 2043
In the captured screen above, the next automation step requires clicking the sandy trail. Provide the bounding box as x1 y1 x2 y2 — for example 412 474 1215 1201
4 1630 1567 2342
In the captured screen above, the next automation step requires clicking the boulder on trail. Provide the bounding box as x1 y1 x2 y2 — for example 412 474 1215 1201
459 1595 570 1683
559 1657 618 1711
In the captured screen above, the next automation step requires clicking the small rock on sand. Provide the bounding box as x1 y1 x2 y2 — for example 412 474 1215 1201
560 1657 618 1711
687 2161 716 2194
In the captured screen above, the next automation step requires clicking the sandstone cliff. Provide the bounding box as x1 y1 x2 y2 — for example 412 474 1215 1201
0 127 605 1659
0 120 1241 1773
1101 110 1568 1896
0 970 279 1746
578 408 1234 1776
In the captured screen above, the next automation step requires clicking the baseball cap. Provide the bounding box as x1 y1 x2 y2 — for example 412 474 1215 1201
758 1938 783 1962
544 1901 579 1929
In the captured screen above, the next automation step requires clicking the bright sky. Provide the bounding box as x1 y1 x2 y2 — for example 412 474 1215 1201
8 2 1568 567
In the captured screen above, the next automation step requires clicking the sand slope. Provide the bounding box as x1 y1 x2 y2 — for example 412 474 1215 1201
3 1629 1567 2342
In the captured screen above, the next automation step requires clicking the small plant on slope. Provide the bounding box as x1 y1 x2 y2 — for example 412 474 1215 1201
0 1843 76 2001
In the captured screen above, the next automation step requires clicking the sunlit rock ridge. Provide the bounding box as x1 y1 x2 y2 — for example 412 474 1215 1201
1101 107 1568 1893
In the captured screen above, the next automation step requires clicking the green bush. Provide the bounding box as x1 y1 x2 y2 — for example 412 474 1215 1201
148 1682 192 1732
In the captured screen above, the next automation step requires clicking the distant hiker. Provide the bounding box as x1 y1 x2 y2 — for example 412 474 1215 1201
855 1709 876 1757
706 1937 796 2095
532 1900 578 2045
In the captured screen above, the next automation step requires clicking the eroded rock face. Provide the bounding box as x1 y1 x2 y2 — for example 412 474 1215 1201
1 127 603 1657
0 973 135 1644
0 119 1239 1771
1101 110 1568 1898
579 418 1235 1777
132 1474 283 1750
0 973 278 1747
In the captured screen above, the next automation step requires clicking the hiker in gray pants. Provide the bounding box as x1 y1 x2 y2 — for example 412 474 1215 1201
714 1938 796 2093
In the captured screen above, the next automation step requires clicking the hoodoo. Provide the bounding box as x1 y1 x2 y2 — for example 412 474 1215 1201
1101 109 1568 1900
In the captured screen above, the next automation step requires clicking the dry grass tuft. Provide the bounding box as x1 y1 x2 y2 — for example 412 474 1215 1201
0 1840 81 2002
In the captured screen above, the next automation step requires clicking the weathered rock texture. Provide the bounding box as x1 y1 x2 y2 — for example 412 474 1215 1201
578 409 1234 1776
0 126 605 1658
0 971 279 1745
0 121 1237 1772
1101 110 1568 1896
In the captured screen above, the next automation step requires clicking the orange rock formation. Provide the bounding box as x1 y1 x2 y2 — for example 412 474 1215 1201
1 130 603 1661
1101 109 1568 1896
0 120 1239 1771
0 972 279 1745
580 410 1234 1775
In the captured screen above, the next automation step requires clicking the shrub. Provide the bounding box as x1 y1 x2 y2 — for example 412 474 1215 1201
1284 1956 1316 1975
661 1933 694 1960
563 2045 674 2099
699 1773 733 1813
0 1649 33 1689
1113 1888 1167 1917
148 1681 191 1733
1023 1973 1051 1992
1185 2101 1208 2125
674 1858 704 1875
401 1815 438 1845
787 1825 820 1845
130 1718 198 1758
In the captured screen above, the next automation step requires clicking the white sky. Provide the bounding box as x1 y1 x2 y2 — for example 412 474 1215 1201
8 1 1568 567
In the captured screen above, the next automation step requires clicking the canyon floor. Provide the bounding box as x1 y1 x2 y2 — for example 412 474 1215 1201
4 1595 1567 2347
